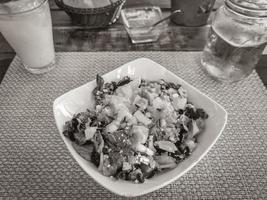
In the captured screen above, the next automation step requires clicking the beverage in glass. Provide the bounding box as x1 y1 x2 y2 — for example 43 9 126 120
0 0 55 74
201 0 267 82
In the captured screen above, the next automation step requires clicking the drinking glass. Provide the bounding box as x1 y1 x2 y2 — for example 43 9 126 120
201 0 267 82
0 0 55 74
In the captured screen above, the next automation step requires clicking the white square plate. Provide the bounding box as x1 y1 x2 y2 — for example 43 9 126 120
53 58 227 197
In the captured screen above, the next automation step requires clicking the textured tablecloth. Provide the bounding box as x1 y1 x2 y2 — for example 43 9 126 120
0 52 266 200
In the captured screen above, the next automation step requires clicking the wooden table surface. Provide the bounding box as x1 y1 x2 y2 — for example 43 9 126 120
0 0 266 87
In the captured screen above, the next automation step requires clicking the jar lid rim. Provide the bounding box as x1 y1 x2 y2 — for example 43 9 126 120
227 0 267 17
229 0 267 10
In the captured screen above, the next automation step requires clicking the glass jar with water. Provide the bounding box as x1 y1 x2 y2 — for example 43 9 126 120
201 0 267 82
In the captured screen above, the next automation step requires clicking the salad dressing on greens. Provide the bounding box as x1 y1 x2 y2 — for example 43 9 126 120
63 75 208 183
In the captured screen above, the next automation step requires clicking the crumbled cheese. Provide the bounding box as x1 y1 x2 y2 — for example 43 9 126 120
133 110 152 126
138 156 150 165
152 97 165 109
122 162 132 171
178 87 187 98
172 96 187 110
85 127 97 140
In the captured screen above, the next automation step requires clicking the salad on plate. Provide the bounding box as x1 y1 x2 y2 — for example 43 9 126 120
63 75 208 183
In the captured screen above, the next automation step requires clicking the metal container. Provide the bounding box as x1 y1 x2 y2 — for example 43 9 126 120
171 0 215 27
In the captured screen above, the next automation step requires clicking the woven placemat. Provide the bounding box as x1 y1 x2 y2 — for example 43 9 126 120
0 52 266 200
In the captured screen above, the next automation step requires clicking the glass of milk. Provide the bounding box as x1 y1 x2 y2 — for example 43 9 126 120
0 0 55 74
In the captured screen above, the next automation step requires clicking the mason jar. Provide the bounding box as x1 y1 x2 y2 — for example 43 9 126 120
201 0 267 82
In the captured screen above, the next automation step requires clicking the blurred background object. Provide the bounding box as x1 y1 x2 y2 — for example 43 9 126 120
0 0 266 87
171 0 216 26
55 0 125 27
121 6 167 43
